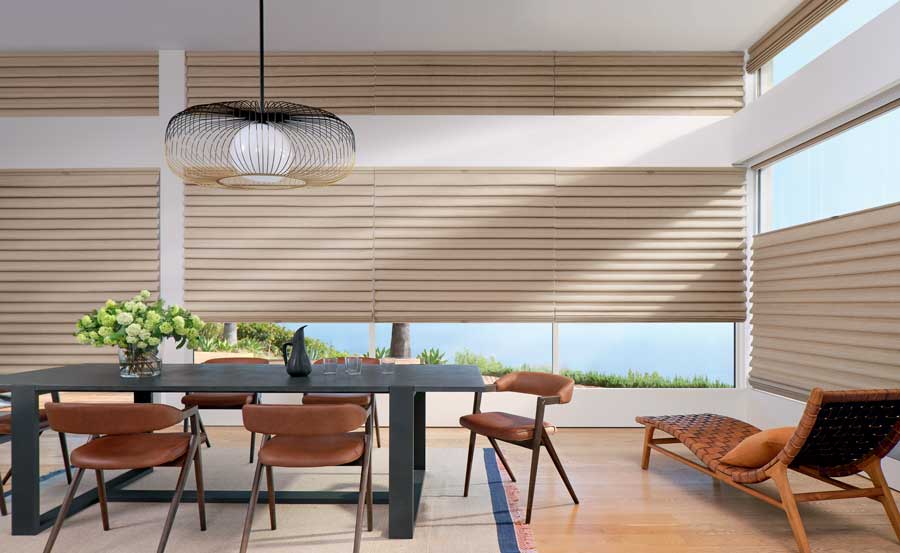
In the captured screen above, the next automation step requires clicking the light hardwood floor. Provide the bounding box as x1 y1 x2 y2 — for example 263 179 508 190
3 397 900 553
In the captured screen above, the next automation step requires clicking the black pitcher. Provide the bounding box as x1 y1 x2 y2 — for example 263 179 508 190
281 325 312 377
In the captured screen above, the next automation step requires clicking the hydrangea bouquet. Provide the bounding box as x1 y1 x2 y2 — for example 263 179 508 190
75 290 205 377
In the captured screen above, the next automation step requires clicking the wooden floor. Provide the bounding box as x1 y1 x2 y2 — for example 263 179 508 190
3 397 900 552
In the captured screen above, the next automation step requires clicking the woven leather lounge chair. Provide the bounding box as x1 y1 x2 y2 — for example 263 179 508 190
0 389 72 516
460 371 579 523
305 357 382 447
180 356 270 462
637 388 900 553
41 403 207 553
239 403 375 553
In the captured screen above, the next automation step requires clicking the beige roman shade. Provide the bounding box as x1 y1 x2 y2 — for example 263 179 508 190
746 0 848 73
0 169 160 374
373 170 556 322
187 51 744 115
184 168 746 324
183 171 375 322
0 53 159 116
749 202 900 399
555 169 747 321
554 53 744 115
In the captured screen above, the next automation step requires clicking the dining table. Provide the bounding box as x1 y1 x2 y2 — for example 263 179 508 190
0 362 485 539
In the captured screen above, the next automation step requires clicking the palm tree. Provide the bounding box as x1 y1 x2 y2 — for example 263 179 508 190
390 322 410 357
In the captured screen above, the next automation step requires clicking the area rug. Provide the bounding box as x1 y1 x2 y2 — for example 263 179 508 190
2 446 536 553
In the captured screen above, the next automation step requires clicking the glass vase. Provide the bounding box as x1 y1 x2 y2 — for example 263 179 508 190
118 346 161 378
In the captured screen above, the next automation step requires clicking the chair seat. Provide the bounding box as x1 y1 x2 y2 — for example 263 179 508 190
635 413 768 482
70 433 192 470
259 434 365 467
303 393 371 407
460 411 556 442
0 409 48 434
181 393 255 408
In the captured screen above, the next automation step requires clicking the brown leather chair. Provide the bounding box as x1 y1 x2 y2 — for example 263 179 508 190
240 403 374 553
180 356 269 462
0 389 72 516
460 372 579 523
42 403 206 553
305 357 382 447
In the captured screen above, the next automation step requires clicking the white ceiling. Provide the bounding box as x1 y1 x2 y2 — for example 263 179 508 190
2 0 799 52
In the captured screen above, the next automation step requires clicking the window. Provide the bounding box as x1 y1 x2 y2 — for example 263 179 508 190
375 323 552 373
284 323 371 358
558 323 735 387
759 105 900 232
761 0 898 92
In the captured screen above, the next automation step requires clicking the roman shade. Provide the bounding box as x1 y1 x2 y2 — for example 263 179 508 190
187 51 744 115
373 170 556 322
554 169 747 322
0 169 160 374
746 0 848 73
184 168 746 324
749 202 900 399
183 170 375 322
0 52 159 116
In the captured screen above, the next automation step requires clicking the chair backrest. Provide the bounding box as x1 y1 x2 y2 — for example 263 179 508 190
242 404 367 436
776 388 900 476
202 357 270 364
313 357 380 365
45 403 184 435
495 372 575 404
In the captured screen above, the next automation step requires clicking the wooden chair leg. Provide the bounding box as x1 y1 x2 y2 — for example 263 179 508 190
0 467 7 517
42 467 85 553
353 435 373 553
542 432 578 504
95 470 110 531
372 396 382 448
183 419 188 433
58 432 72 484
767 464 811 553
463 430 477 497
239 460 265 553
265 465 276 530
488 437 517 482
366 456 374 531
864 459 900 543
197 416 211 448
194 447 207 531
249 431 256 464
525 443 541 524
640 425 654 470
157 442 198 553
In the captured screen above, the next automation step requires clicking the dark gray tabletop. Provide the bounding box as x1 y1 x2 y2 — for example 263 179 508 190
0 363 486 393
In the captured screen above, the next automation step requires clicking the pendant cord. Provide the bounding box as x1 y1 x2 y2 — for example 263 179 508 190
259 0 265 118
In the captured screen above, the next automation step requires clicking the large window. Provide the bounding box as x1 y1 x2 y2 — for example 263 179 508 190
558 323 735 387
375 323 552 372
759 105 900 232
762 0 898 92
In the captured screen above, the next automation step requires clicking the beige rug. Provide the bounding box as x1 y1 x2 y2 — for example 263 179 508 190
2 444 536 553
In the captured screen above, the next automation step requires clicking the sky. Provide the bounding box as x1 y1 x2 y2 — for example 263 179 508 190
281 3 899 386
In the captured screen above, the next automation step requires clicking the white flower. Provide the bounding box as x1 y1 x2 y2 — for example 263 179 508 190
125 335 138 344
125 323 142 337
116 312 133 325
137 341 148 349
139 290 152 300
98 326 112 337
76 333 91 344
172 315 185 329
123 301 136 311
80 315 93 327
147 337 161 346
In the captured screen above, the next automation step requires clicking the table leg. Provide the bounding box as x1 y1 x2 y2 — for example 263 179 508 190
10 386 41 535
389 386 415 539
414 392 426 472
133 391 153 404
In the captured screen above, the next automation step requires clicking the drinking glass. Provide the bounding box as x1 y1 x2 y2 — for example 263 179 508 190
345 356 362 375
322 357 337 375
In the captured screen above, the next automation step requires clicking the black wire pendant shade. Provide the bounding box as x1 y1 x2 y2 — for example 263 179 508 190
164 1 355 189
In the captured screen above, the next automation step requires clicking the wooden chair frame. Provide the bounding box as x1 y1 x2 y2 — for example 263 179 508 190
463 386 578 523
0 390 73 517
42 406 207 553
239 404 375 553
639 388 900 553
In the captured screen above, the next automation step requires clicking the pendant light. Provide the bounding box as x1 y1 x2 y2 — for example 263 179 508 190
164 0 356 189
